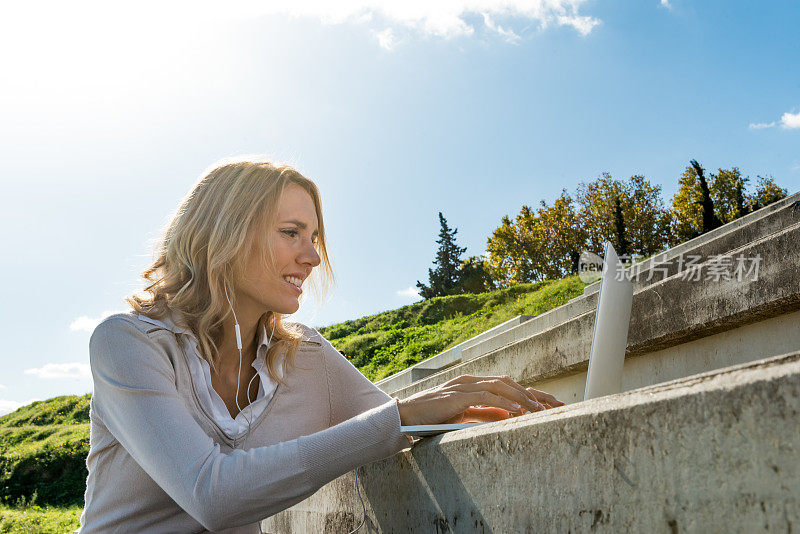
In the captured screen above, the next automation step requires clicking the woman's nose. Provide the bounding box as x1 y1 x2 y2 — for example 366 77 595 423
300 240 321 267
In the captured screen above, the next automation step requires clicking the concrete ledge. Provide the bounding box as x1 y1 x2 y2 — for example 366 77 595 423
263 351 800 533
391 220 800 400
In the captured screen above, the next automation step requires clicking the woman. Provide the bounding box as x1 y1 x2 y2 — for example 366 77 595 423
77 157 564 533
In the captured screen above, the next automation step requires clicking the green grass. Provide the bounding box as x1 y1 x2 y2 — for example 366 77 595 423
0 395 90 428
0 503 82 534
0 396 90 508
318 276 587 381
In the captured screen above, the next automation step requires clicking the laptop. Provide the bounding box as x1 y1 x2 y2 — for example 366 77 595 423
400 241 633 437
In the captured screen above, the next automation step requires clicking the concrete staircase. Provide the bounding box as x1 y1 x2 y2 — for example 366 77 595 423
263 192 800 533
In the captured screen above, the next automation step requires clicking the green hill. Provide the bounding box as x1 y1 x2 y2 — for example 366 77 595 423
0 395 90 532
319 276 586 381
0 277 587 531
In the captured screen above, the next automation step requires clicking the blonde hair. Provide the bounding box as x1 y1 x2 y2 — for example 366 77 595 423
125 156 334 383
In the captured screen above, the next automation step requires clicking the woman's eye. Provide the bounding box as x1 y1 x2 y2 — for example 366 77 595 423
281 229 317 244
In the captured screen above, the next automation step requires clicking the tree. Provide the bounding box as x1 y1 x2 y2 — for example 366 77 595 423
672 162 787 243
485 191 586 287
534 190 586 278
576 173 671 257
691 159 723 234
672 160 724 243
416 212 468 299
710 167 749 223
612 194 630 258
750 175 788 210
485 208 546 287
458 255 496 294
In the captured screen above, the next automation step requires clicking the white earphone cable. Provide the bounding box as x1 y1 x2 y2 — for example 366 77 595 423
224 281 277 447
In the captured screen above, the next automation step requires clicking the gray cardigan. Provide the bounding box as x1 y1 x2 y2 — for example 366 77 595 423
77 311 409 533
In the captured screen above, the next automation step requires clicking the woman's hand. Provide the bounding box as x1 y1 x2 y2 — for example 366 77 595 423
396 374 565 426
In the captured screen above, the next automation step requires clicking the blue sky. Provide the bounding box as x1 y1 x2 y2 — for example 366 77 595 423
1 0 798 413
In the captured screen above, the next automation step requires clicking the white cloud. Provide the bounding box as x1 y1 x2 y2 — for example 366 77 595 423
660 0 672 9
482 13 521 44
24 362 91 379
749 108 800 131
0 384 5 389
0 398 40 416
70 310 124 333
397 286 423 300
163 0 599 41
373 28 397 50
557 14 601 36
781 110 800 129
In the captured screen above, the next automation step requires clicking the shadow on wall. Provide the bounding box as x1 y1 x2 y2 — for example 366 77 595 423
361 439 493 533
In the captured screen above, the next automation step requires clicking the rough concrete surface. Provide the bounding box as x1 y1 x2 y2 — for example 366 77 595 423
263 352 800 533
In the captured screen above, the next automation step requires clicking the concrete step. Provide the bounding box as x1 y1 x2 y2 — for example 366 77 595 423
264 351 800 533
582 190 800 297
389 219 800 402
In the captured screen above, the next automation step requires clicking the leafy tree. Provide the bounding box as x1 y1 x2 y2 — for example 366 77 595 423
458 255 496 294
576 173 671 256
486 191 585 287
416 212 468 299
673 162 787 242
485 210 543 287
672 160 724 242
750 175 788 210
534 190 586 278
710 167 749 223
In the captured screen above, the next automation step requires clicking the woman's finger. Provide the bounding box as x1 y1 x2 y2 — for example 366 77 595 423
526 387 566 407
450 380 546 412
460 390 524 413
441 374 480 387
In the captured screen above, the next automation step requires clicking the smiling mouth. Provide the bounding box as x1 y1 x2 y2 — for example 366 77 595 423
283 275 303 293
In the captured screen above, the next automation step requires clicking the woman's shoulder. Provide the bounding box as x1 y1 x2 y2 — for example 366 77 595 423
93 310 175 337
283 321 324 346
89 310 180 360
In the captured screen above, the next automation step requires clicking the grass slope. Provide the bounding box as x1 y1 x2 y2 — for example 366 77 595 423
0 395 90 507
0 396 90 532
319 276 587 381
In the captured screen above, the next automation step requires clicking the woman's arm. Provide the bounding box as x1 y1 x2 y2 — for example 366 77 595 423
90 316 406 531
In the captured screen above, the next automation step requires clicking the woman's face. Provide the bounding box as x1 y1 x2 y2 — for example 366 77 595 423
237 183 321 316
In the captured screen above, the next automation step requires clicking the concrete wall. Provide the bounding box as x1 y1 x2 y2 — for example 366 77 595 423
263 352 800 533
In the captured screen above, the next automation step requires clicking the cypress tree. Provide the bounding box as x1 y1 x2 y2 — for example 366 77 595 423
690 159 723 234
612 194 630 259
416 212 468 299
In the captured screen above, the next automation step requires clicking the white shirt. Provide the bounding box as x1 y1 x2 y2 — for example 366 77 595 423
137 310 283 437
